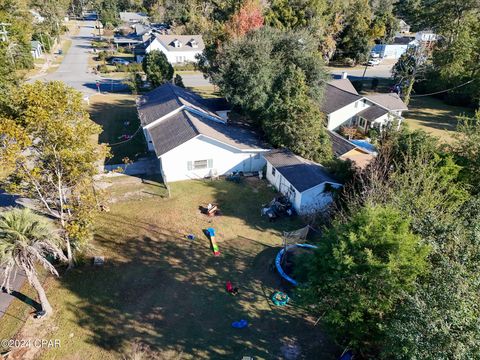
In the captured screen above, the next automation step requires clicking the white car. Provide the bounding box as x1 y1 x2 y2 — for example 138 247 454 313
110 58 130 66
367 58 381 66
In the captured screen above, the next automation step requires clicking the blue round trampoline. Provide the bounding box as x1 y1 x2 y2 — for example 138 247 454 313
275 244 318 286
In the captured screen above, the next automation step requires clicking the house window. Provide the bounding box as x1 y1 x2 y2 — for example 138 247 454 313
175 56 184 63
359 117 366 128
187 159 213 170
271 167 276 176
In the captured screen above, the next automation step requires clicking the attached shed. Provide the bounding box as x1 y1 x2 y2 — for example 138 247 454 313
263 149 342 215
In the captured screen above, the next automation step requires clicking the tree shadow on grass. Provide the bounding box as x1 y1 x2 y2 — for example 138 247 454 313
59 216 337 359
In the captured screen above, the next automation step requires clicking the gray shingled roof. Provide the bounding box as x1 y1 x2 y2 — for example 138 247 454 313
148 110 265 155
137 84 225 127
140 84 265 155
263 149 339 192
328 79 359 95
321 83 361 114
366 93 408 111
154 35 205 52
356 105 389 121
328 130 357 157
148 111 199 156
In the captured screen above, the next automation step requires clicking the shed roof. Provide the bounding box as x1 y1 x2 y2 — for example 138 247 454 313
328 130 356 157
263 149 339 192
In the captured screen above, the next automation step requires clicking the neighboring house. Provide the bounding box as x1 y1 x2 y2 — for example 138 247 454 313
119 12 149 25
30 41 43 59
328 130 374 168
322 77 408 132
264 149 342 215
398 19 411 34
137 84 268 182
371 36 416 59
135 35 205 64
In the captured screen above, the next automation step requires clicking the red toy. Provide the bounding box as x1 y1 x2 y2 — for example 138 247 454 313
226 281 239 295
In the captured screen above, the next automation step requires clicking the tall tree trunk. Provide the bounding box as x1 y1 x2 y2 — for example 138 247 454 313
30 274 53 316
65 234 74 269
403 76 415 106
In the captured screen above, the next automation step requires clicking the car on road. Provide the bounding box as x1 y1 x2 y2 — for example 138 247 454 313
110 58 130 66
367 58 382 66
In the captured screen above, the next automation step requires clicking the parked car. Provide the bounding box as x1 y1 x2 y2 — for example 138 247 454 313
110 58 130 65
367 58 381 66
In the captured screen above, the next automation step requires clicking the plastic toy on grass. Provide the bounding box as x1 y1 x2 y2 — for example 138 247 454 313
186 234 195 240
232 319 248 329
205 227 220 256
272 291 289 306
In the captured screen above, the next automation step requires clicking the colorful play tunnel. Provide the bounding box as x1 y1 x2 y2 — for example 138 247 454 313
206 227 220 256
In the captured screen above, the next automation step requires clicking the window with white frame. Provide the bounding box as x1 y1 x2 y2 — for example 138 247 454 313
271 167 276 176
359 117 366 128
187 159 213 170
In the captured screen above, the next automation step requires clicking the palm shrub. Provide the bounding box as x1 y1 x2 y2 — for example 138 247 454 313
0 208 66 316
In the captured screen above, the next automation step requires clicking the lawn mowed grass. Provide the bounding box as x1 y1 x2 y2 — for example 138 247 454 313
7 177 336 360
403 96 475 142
88 94 147 165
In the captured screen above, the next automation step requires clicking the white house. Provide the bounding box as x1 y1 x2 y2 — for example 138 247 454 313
136 35 205 64
263 149 342 215
371 36 416 59
137 84 268 182
322 77 408 132
30 41 43 59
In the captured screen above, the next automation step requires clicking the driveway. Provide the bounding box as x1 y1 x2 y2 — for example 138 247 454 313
180 72 212 87
31 20 127 96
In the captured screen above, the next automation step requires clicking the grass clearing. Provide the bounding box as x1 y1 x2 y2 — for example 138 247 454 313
186 85 221 99
88 94 147 164
4 178 336 359
404 96 475 142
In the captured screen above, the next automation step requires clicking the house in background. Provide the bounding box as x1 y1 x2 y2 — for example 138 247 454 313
30 41 43 59
371 36 416 59
322 76 408 133
119 12 149 25
135 34 205 64
398 19 411 34
264 149 342 215
137 84 268 182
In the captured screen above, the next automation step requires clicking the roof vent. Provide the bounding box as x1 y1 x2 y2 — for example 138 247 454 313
189 39 198 48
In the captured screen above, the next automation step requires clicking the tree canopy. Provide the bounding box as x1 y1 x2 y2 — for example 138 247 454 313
142 50 174 88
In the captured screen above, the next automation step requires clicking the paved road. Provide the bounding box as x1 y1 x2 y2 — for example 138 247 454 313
181 72 212 87
32 20 127 96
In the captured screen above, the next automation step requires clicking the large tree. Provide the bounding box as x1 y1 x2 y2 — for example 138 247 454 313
0 208 66 316
299 205 429 354
206 27 332 162
335 0 375 65
142 50 174 88
1 81 108 268
263 64 331 162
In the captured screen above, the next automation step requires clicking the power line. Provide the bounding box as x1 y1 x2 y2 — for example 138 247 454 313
410 79 476 97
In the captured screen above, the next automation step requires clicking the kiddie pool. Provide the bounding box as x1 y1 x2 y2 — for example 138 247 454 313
275 244 318 286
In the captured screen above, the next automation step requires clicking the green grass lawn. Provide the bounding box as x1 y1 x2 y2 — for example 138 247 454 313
4 177 336 360
88 94 148 165
404 96 475 142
